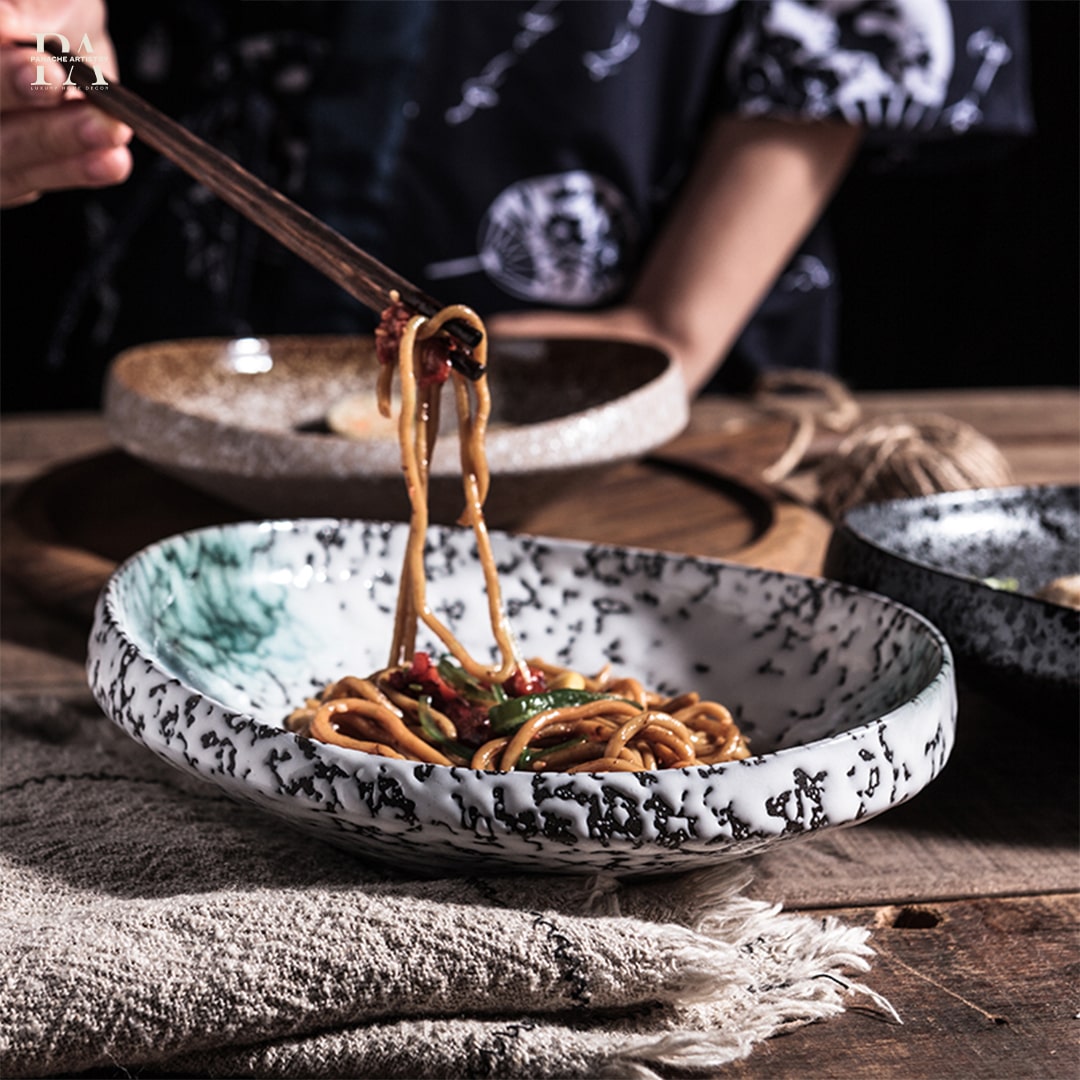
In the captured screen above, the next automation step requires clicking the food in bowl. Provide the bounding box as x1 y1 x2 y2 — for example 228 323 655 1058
325 391 399 440
87 518 956 875
984 572 1080 610
286 650 750 772
1036 574 1080 609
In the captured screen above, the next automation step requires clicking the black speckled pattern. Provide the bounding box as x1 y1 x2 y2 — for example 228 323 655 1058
87 519 957 876
825 485 1079 697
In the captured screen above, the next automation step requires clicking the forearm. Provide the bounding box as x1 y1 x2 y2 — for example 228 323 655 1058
629 115 862 394
490 116 861 396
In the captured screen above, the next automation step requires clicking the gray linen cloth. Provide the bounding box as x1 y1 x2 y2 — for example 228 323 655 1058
0 696 895 1079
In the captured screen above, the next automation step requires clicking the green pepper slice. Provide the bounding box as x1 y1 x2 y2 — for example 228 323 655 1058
488 689 639 735
517 736 588 769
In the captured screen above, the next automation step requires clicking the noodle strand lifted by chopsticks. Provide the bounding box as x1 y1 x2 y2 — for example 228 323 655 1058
384 304 526 685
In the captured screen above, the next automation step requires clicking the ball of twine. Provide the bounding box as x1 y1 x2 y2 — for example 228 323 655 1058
816 412 1015 520
751 372 1016 521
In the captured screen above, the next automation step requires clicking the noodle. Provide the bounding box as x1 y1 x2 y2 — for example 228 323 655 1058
287 296 750 772
384 304 525 684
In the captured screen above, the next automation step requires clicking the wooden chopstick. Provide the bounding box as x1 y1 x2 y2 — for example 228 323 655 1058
44 53 485 378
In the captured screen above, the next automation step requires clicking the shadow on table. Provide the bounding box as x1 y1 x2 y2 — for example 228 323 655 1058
865 675 1079 850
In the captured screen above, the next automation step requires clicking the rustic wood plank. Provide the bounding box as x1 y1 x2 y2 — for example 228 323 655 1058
855 388 1080 444
1000 445 1080 486
0 412 112 483
727 893 1079 1079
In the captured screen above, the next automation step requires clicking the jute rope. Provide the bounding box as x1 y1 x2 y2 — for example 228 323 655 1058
752 370 1015 520
754 370 861 486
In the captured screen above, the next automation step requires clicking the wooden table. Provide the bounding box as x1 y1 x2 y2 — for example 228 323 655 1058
2 387 1077 1078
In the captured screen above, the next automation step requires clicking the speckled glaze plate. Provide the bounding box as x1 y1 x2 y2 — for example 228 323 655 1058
88 519 956 876
103 334 688 527
824 485 1080 700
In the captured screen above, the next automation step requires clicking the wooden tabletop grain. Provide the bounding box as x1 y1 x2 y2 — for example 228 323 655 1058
2 386 1077 1078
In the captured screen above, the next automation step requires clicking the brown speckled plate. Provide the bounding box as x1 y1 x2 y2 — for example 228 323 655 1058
103 334 688 526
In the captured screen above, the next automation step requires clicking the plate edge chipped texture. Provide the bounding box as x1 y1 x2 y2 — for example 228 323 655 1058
87 520 957 876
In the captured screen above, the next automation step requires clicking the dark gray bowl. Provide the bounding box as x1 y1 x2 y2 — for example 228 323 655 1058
825 485 1079 702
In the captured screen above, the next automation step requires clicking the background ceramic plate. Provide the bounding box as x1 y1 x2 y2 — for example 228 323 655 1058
88 519 956 876
824 485 1079 701
103 334 688 527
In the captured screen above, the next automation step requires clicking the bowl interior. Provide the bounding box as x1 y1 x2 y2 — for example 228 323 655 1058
110 519 947 756
841 485 1080 596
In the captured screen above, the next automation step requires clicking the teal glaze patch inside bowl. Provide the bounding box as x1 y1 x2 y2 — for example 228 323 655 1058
116 523 353 713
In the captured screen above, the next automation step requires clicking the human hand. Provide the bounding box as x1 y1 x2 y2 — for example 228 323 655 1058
0 0 131 207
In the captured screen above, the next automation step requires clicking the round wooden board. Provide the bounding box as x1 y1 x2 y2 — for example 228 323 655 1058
520 454 830 574
519 457 774 556
2 446 828 621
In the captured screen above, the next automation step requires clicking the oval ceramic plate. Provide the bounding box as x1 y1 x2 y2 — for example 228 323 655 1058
825 485 1080 701
88 520 956 876
103 335 688 527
